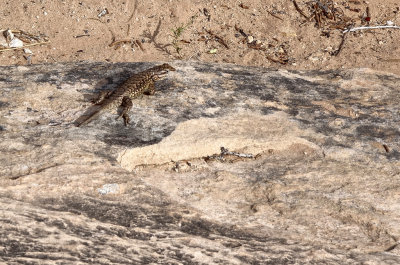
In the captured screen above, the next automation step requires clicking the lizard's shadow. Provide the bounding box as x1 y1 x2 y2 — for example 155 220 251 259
73 69 137 126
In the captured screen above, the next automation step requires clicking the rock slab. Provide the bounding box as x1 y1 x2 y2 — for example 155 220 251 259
1 61 400 264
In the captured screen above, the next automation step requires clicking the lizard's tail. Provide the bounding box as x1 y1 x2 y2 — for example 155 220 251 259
74 107 103 127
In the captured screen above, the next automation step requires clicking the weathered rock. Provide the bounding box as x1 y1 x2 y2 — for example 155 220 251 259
1 61 400 264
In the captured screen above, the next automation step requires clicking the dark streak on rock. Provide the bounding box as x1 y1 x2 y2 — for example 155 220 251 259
356 125 399 139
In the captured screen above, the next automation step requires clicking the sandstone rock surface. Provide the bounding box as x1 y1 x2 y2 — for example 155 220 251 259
1 61 400 264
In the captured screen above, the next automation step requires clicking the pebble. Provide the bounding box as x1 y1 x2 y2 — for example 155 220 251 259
308 56 319 62
9 38 23 48
97 183 120 195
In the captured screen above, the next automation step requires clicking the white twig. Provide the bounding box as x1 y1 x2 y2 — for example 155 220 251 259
343 25 400 33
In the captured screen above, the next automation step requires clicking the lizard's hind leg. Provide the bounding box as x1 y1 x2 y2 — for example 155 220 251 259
93 90 112 104
116 96 133 126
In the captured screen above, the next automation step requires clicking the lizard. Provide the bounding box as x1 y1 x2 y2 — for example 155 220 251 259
75 63 175 127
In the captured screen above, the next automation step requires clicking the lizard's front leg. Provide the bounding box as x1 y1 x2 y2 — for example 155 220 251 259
116 96 133 126
143 81 155 95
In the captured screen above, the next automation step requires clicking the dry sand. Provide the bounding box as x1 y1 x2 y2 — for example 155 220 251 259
1 0 399 74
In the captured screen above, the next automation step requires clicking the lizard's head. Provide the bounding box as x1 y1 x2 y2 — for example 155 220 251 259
159 63 176 72
152 63 176 81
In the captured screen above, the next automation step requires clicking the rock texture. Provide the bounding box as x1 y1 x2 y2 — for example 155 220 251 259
1 61 400 264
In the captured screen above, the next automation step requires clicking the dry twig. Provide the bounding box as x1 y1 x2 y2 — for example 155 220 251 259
291 0 309 19
205 29 229 49
206 147 255 161
135 39 145 51
332 32 347 56
343 25 400 33
239 3 249 9
333 23 354 56
0 29 49 52
234 25 248 37
109 39 131 48
0 41 50 52
267 10 283 21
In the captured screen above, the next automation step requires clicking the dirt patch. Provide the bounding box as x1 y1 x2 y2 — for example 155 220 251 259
1 0 399 74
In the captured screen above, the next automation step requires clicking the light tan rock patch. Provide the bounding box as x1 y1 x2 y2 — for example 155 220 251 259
118 111 320 170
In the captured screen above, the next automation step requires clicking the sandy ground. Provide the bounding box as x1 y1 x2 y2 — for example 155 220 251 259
0 0 400 74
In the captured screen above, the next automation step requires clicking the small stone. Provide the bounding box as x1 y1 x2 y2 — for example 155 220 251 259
97 183 120 195
9 38 23 48
247 36 254 43
5 29 14 41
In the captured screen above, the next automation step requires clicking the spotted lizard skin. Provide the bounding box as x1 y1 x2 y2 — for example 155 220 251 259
75 63 175 127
